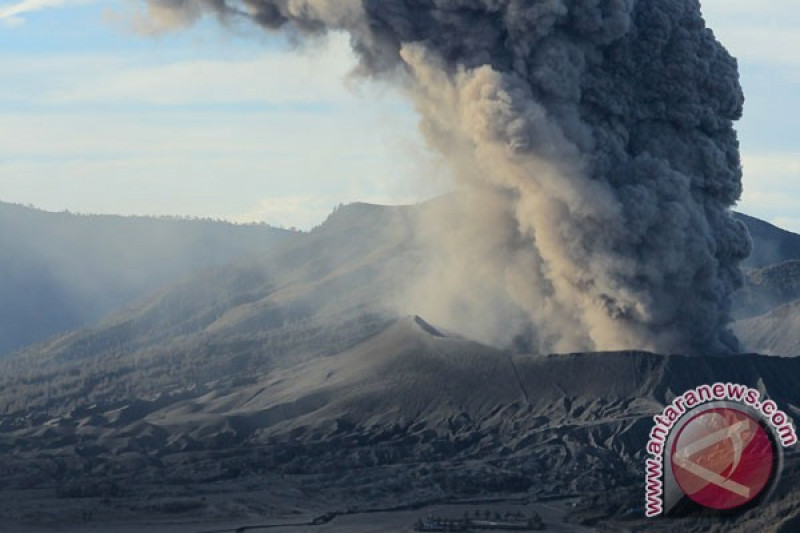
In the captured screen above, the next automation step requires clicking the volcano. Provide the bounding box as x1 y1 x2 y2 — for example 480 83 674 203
1 203 799 531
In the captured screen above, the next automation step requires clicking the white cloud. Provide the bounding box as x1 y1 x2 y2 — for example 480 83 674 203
0 14 22 26
770 217 800 234
52 55 345 106
232 188 436 230
0 32 361 107
63 34 357 106
9 1 790 232
738 152 800 231
233 195 341 230
718 27 800 70
0 0 91 25
0 101 433 228
701 1 800 70
0 26 443 229
703 0 799 14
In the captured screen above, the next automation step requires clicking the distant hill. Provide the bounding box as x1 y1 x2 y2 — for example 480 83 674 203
0 202 418 408
0 202 296 356
734 300 800 356
3 202 799 360
735 212 800 268
3 202 799 447
733 260 800 319
731 214 800 349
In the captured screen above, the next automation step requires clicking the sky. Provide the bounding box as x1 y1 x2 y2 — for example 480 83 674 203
0 1 798 231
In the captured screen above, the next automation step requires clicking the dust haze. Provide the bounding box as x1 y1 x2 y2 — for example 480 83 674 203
139 0 752 355
0 203 292 356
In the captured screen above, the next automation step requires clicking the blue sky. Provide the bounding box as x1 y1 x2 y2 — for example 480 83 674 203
1 1 798 231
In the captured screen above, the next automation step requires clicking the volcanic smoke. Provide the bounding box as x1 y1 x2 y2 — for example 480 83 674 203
141 0 752 355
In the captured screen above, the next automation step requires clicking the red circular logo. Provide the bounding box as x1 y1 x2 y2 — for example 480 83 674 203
671 407 775 510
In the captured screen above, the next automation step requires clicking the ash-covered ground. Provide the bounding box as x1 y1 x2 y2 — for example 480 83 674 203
1 204 800 532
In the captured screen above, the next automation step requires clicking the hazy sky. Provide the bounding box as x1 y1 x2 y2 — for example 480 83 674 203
1 1 798 231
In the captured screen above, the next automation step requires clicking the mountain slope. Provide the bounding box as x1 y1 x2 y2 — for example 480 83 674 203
0 202 295 356
734 260 800 319
734 300 800 356
0 202 419 415
3 202 798 360
2 204 800 529
735 212 800 268
1 317 799 530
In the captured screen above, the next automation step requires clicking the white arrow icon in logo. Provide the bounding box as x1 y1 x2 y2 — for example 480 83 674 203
672 416 755 499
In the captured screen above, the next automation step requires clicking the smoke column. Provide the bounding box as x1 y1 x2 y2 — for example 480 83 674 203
142 0 752 355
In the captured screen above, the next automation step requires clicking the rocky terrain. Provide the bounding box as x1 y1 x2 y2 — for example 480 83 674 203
1 317 799 531
734 300 800 356
730 215 800 354
1 203 800 531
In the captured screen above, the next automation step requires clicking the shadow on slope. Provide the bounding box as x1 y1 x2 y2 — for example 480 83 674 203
735 212 800 269
0 202 296 357
0 203 419 415
734 300 800 356
2 317 799 517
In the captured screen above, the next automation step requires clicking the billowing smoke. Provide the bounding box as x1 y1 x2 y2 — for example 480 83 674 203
142 0 751 355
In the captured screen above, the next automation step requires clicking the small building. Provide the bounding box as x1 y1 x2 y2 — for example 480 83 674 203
414 510 542 531
414 515 469 531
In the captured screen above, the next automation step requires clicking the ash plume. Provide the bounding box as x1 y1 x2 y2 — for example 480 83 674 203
142 0 752 355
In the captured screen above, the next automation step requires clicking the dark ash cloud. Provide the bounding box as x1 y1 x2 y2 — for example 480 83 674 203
141 0 751 355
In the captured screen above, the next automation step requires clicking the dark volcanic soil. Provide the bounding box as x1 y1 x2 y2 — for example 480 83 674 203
1 318 798 531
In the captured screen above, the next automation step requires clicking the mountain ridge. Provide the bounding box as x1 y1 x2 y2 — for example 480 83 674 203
1 316 799 530
0 201 297 357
